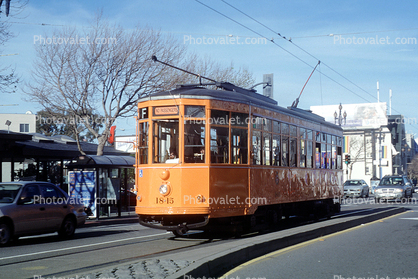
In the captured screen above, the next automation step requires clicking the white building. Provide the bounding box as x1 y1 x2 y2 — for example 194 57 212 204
311 102 399 184
0 112 36 133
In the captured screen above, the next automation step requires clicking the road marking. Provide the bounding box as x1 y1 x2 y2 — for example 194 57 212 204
400 217 418 220
0 232 170 261
219 210 408 278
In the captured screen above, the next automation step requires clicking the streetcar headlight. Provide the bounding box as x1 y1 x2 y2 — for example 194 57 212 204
159 183 171 196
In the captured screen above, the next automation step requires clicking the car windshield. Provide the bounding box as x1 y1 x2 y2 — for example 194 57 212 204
344 180 361 186
0 184 22 203
379 177 404 186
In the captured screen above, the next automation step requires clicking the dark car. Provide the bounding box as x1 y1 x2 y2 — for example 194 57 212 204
374 175 413 202
0 181 86 246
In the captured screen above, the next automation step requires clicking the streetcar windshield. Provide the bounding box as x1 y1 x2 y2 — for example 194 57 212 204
153 119 179 163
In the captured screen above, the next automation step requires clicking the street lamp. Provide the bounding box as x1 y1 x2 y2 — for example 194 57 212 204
5 120 11 133
334 103 347 126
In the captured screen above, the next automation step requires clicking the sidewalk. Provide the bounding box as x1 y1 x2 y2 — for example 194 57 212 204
83 211 139 227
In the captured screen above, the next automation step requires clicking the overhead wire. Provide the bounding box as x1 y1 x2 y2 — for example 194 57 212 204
219 0 377 103
195 0 413 126
196 0 418 132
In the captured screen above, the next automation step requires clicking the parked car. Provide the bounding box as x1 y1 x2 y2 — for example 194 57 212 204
374 175 413 202
0 181 86 246
343 179 370 198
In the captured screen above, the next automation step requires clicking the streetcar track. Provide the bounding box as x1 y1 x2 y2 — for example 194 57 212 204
24 235 227 279
0 232 171 265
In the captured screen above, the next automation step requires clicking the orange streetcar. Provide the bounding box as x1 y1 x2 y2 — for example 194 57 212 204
135 82 343 235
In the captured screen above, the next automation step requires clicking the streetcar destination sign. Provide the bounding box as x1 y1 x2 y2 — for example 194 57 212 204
154 106 179 116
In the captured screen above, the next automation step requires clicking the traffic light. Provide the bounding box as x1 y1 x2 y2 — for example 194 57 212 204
344 154 351 164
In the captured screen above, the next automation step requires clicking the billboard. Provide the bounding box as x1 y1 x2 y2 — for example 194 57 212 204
115 135 136 153
310 102 387 128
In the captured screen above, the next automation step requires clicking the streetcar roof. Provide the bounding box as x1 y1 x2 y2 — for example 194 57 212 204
139 85 342 132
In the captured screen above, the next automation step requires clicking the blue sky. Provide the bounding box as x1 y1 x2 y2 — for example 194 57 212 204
1 0 417 136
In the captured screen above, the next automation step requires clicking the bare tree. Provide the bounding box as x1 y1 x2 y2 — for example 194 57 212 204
408 154 418 183
347 134 371 179
0 0 28 94
26 15 254 155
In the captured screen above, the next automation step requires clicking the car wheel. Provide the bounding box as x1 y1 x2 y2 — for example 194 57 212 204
58 217 76 238
0 223 12 247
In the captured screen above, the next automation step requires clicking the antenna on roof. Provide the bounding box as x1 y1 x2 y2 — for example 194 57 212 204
291 61 320 108
151 55 216 84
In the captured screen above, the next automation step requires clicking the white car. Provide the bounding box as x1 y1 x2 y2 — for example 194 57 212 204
0 181 86 246
344 179 370 198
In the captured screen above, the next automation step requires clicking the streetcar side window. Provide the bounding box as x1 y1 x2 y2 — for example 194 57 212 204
184 120 205 163
185 105 205 118
210 127 229 163
337 136 342 169
315 142 321 168
306 129 314 168
231 112 249 127
138 122 149 164
307 140 313 168
300 137 306 168
263 133 271 165
232 128 248 164
290 138 297 167
153 120 179 163
299 128 306 168
282 136 289 166
252 131 261 165
272 134 281 166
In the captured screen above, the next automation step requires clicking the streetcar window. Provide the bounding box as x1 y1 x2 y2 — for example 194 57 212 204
263 133 271 165
306 129 313 140
337 146 342 169
332 144 337 169
300 138 306 168
327 144 331 169
273 121 280 133
263 119 272 132
300 128 306 139
290 125 297 137
153 120 179 163
290 138 297 167
211 110 229 125
307 141 313 168
138 122 149 164
272 135 281 166
315 143 321 168
232 128 248 164
315 132 321 142
184 121 205 163
252 116 263 130
321 143 327 168
210 127 229 163
281 123 289 135
282 136 289 166
185 106 205 118
252 131 261 165
231 112 249 127
337 136 343 146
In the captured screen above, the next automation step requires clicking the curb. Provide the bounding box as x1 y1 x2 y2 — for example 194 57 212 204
82 215 139 227
166 207 406 279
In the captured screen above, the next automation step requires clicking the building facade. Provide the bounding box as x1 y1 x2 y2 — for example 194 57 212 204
311 102 415 185
0 112 36 133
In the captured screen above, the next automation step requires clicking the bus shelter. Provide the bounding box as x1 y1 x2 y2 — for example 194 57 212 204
66 155 135 219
